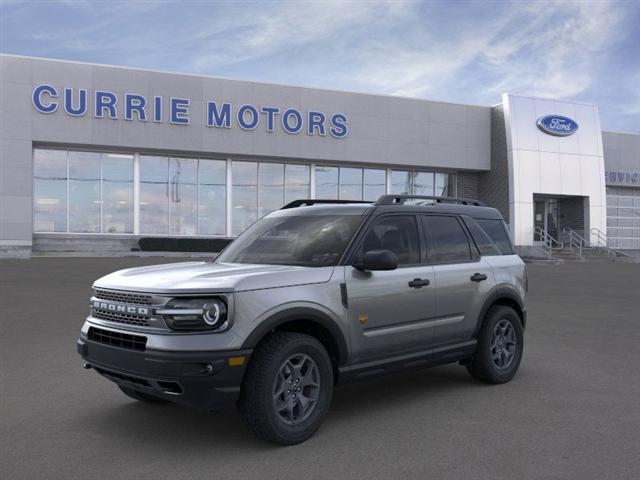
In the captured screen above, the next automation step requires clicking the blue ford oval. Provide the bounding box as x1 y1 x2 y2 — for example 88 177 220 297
536 115 579 136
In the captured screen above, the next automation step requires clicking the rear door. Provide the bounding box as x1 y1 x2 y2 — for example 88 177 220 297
421 214 495 345
345 214 437 363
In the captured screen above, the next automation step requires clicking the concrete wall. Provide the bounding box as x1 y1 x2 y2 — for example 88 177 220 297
0 54 493 255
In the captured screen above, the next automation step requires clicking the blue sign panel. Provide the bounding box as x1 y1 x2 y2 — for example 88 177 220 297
31 84 349 139
536 115 579 137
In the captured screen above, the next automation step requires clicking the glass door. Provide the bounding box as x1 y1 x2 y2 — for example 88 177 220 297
534 200 546 242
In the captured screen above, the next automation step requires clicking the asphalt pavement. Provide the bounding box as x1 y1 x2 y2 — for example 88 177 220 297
1 257 639 480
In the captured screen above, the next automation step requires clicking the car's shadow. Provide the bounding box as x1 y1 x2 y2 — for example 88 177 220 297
77 364 499 450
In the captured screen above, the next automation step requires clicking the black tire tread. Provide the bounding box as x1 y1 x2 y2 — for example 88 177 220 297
239 331 332 445
467 305 523 384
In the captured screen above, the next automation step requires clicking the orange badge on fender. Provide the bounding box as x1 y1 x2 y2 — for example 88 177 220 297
358 313 368 327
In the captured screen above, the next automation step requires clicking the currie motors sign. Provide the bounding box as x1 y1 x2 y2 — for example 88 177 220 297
31 84 349 139
536 115 579 137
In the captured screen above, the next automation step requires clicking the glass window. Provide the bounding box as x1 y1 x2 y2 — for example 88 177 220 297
198 159 226 236
423 215 472 264
435 172 449 197
33 149 68 232
68 151 101 233
475 219 514 255
217 214 363 267
363 169 386 201
414 171 434 196
339 167 363 200
315 166 338 199
284 164 310 204
390 170 411 194
232 161 258 235
169 157 197 235
463 218 500 256
140 155 169 234
102 153 133 234
258 162 285 217
361 215 420 265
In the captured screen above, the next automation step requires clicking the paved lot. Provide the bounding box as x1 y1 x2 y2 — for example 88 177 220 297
1 257 640 480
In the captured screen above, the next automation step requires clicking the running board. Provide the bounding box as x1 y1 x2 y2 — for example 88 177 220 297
337 339 477 384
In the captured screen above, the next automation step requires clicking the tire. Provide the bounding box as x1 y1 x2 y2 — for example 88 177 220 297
466 305 524 384
239 332 334 445
118 385 170 404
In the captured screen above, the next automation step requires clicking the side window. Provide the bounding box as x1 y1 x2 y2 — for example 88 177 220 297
423 215 472 264
360 216 420 265
476 219 514 255
463 217 501 256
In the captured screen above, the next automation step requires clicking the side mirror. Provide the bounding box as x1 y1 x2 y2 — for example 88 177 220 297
353 249 398 271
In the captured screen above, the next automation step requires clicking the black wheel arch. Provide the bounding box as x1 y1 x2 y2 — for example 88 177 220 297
241 307 349 370
474 285 526 337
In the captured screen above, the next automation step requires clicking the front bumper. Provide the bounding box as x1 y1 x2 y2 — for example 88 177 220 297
77 335 252 410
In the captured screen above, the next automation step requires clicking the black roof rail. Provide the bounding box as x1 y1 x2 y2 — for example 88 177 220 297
375 195 486 207
281 199 373 209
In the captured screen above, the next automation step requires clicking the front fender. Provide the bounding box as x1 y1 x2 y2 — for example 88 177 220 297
240 304 349 366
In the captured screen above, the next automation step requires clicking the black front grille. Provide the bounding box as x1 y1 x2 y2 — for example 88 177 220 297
92 309 150 327
94 289 153 305
88 327 147 351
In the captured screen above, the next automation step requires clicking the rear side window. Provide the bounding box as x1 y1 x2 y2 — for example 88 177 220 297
476 219 514 255
463 217 501 256
360 215 420 265
422 215 472 264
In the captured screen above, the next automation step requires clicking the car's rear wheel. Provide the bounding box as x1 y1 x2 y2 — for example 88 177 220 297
466 305 523 384
118 385 170 404
239 331 333 445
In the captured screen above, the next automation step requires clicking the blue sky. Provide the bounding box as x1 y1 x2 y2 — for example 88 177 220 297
1 0 639 131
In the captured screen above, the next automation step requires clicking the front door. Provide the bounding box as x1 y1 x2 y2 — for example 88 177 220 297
533 198 559 242
345 214 437 363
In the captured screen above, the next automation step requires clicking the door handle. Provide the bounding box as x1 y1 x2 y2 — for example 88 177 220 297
408 278 430 289
470 273 488 282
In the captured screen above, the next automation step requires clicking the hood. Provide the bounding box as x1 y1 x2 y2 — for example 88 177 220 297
93 261 335 294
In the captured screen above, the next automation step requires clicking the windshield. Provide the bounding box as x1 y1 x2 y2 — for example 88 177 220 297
216 214 363 267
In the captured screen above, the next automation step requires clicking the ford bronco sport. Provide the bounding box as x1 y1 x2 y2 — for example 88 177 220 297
77 194 527 445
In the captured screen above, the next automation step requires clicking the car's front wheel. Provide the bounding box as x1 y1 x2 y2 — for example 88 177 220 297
239 332 334 445
466 305 524 384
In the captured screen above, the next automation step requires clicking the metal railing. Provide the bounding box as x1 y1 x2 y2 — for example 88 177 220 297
590 227 628 259
563 227 586 259
535 226 563 257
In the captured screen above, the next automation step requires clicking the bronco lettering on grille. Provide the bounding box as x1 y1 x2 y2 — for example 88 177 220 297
92 300 149 316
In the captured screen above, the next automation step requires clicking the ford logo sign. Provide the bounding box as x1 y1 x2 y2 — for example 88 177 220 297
536 115 579 137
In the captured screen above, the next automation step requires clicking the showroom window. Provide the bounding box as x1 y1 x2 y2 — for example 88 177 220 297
284 164 310 204
34 149 134 234
101 154 134 234
198 159 226 236
33 149 68 233
139 155 169 234
232 161 258 235
169 157 198 236
33 148 456 237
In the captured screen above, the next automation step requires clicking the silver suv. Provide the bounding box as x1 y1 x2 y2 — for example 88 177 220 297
77 195 527 445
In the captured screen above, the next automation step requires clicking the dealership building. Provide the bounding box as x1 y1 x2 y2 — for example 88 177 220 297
1 54 639 258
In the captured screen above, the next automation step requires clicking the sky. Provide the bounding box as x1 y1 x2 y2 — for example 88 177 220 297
1 0 639 132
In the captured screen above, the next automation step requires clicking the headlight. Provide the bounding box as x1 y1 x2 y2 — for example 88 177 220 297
158 298 228 331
